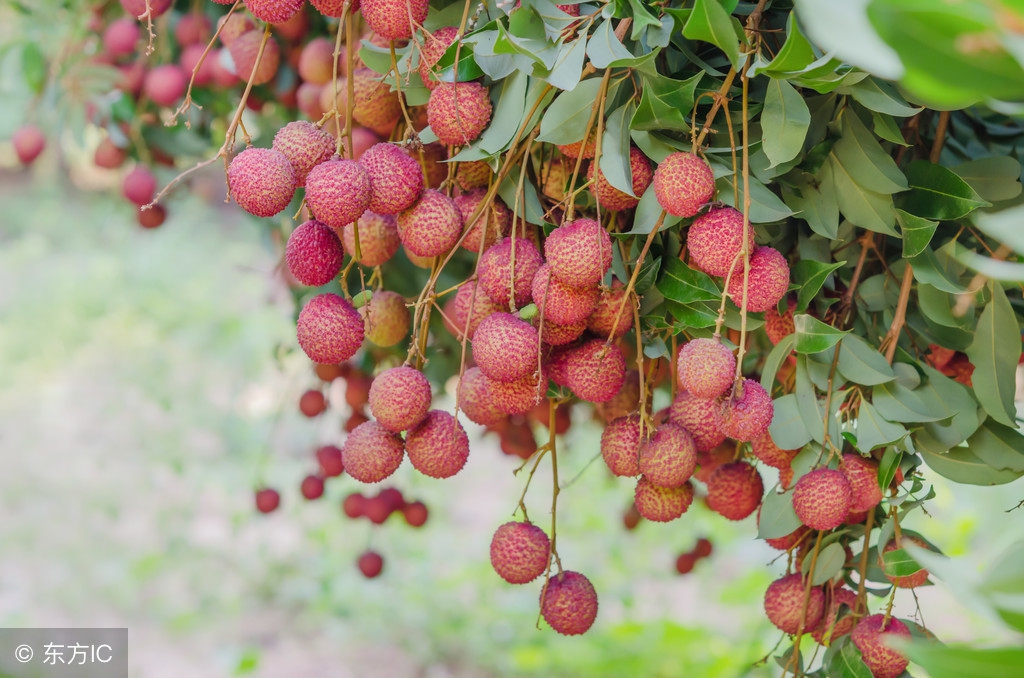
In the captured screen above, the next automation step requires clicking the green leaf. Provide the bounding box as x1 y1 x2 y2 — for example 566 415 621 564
896 208 937 258
757 487 802 540
905 643 1024 678
599 102 638 197
972 203 1024 255
668 301 720 328
878 446 902 490
625 0 661 39
20 41 46 93
762 79 811 168
855 402 907 453
715 173 795 223
761 334 796 392
793 0 904 80
872 111 909 146
830 638 873 678
433 41 485 84
965 282 1021 427
832 108 908 195
910 247 965 294
537 77 606 144
477 70 528 154
872 381 944 423
794 314 849 354
828 155 898 236
900 160 991 220
784 168 840 239
793 259 844 313
683 0 742 69
952 156 1023 203
804 542 847 585
585 19 635 68
917 365 982 451
769 394 814 450
966 420 1024 474
836 77 922 117
656 257 721 304
544 35 588 91
838 334 895 386
631 72 701 133
919 444 1023 486
882 547 925 577
756 13 818 76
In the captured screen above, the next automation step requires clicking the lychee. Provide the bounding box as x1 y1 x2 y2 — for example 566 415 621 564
228 147 297 217
255 487 280 513
811 587 858 645
358 550 384 578
487 370 547 415
840 453 883 513
540 571 598 636
175 13 211 47
544 218 612 289
245 0 304 24
304 158 372 228
478 237 544 308
668 391 727 452
121 0 172 17
94 138 127 169
103 17 140 56
296 293 365 363
342 210 401 266
351 67 403 136
123 166 157 206
341 420 405 483
675 552 698 574
565 339 626 403
317 444 345 477
342 491 365 517
596 369 640 422
299 389 327 416
532 264 599 326
727 246 790 313
761 518 810 551
455 189 512 253
720 379 774 442
217 13 256 46
272 121 335 187
587 146 653 211
396 189 463 257
557 137 595 160
427 82 492 146
297 37 342 85
600 415 641 477
310 0 354 17
361 0 428 40
447 281 502 340
361 290 410 346
472 312 540 383
694 537 713 558
633 476 694 522
405 410 470 478
792 468 853 531
403 500 428 527
137 204 166 229
419 26 459 89
490 521 550 584
851 614 911 678
653 151 716 217
535 316 587 346
285 220 344 286
880 535 931 588
676 338 736 399
359 142 424 215
455 159 493 190
301 474 325 500
687 206 755 278
763 573 825 635
638 422 697 488
367 365 431 432
587 280 633 338
227 30 280 86
751 431 798 470
706 461 764 520
765 298 797 344
457 366 506 426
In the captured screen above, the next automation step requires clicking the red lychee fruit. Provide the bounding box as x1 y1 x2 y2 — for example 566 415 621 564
341 491 364 518
587 146 653 211
763 573 826 635
396 188 463 257
622 503 642 530
557 137 596 160
207 49 238 87
361 0 428 40
299 389 327 417
706 461 764 521
851 614 911 678
228 147 297 217
727 245 790 313
361 289 410 347
762 521 810 552
540 570 598 635
841 453 883 513
811 587 858 645
653 151 716 217
544 218 612 290
600 415 641 477
587 280 633 338
300 474 325 500
121 0 172 17
94 138 127 169
297 37 341 85
478 237 544 308
694 537 713 558
455 189 512 253
368 365 431 432
361 142 424 215
403 500 428 527
285 220 344 286
419 26 459 89
532 264 599 326
792 468 853 531
137 205 166 229
175 13 211 46
765 298 797 344
427 82 492 146
341 420 405 483
244 0 304 24
447 280 502 341
309 0 354 18
143 64 187 106
344 371 372 410
634 476 695 522
305 158 372 228
565 339 626 403
676 338 736 399
675 552 698 574
535 316 587 346
342 210 401 266
751 431 798 470
455 159 493 190
472 312 540 383
405 410 470 478
228 30 280 85
487 370 547 416
11 125 44 165
217 13 256 46
272 121 334 188
351 67 402 136
254 487 280 513
363 494 393 523
597 369 640 422
490 521 550 584
668 391 727 453
358 550 384 578
687 206 755 278
296 293 365 363
317 444 344 477
880 536 931 588
719 379 774 442
123 166 157 206
457 367 505 426
638 422 697 488
104 18 140 56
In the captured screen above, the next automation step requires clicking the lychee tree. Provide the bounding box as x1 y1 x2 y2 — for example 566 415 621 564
7 0 1024 675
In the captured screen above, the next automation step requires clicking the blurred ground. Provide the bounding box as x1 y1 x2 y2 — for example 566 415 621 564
0 169 1021 678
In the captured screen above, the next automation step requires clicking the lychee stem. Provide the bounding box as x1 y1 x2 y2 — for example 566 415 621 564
853 508 876 620
786 529 825 677
169 0 241 128
606 211 664 354
564 68 610 223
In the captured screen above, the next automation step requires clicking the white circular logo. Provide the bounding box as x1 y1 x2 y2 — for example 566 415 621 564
14 644 33 663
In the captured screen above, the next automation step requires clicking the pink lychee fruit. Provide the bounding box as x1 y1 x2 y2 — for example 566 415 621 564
12 124 45 165
490 521 550 584
245 0 304 24
447 280 502 340
296 293 365 363
792 468 853 531
535 316 587 346
455 159 493 190
676 338 736 399
687 206 755 278
880 536 931 589
396 188 463 257
765 298 797 344
540 571 598 635
95 138 127 169
751 431 799 470
285 219 344 286
367 365 431 432
478 237 544 308
638 422 697 488
763 573 826 635
104 18 140 56
341 210 401 266
405 409 470 478
427 82 492 146
564 339 626 403
706 461 764 521
840 453 883 513
454 189 512 253
727 245 790 313
653 151 716 217
309 0 355 18
487 370 547 415
531 264 600 326
361 290 410 347
600 415 641 477
457 366 506 426
633 476 694 522
587 280 633 338
297 37 342 85
123 166 157 206
418 26 459 89
587 146 653 211
719 379 774 442
143 64 187 106
851 614 911 678
360 142 424 215
668 391 727 453
557 137 595 160
217 13 256 46
227 147 296 217
341 420 405 483
544 218 612 289
361 0 428 40
121 0 172 17
811 587 858 645
227 30 280 86
272 121 335 187
472 312 540 383
304 158 372 228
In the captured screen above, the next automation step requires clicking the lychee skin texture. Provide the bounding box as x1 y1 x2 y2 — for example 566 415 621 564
304 159 372 229
405 410 470 478
587 281 633 338
396 189 463 257
457 367 506 426
676 338 736 399
792 468 853 531
540 571 598 636
668 391 727 453
544 218 612 289
285 220 344 287
565 339 627 404
427 82 493 146
763 573 826 635
361 142 425 215
341 420 405 483
487 371 547 415
455 189 512 253
841 453 883 513
123 166 157 206
812 587 858 645
448 280 502 340
600 416 642 477
361 0 429 40
851 615 911 678
342 211 400 266
720 379 774 442
12 125 45 165
751 431 798 470
765 299 797 344
228 30 280 86
228 147 297 217
472 312 540 383
638 423 697 489
367 366 431 432
361 289 410 347
419 26 459 90
490 522 551 584
634 477 695 522
653 152 716 217
309 0 352 17
687 206 755 278
727 246 791 313
763 522 810 551
478 237 544 308
531 264 599 326
706 461 764 521
456 160 493 190
587 146 653 211
881 536 931 588
272 121 335 188
245 0 304 24
296 293 365 364
535 316 586 346
557 138 595 160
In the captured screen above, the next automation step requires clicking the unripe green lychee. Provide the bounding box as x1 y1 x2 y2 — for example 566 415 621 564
427 82 492 146
727 245 791 313
653 151 716 217
296 293 365 363
811 587 858 645
418 26 459 89
565 339 626 403
841 453 883 513
297 37 342 85
228 30 280 86
478 237 544 308
490 521 550 584
342 420 405 483
487 370 546 415
285 219 344 286
765 298 797 344
361 290 410 347
396 188 463 257
360 142 424 215
706 461 764 521
245 0 304 24
540 571 598 636
587 146 653 211
368 366 430 432
535 316 587 346
531 264 600 326
638 423 697 488
457 366 506 426
405 409 470 478
792 468 853 531
763 573 825 635
272 121 335 188
633 476 694 522
472 312 540 383
361 0 428 40
720 379 774 442
851 614 911 678
305 158 372 228
751 431 798 470
228 147 297 217
667 391 727 453
351 67 402 136
600 415 641 477
544 218 612 289
880 536 931 588
448 281 502 340
455 189 512 253
342 210 401 266
586 280 633 338
686 206 755 278
676 338 736 399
